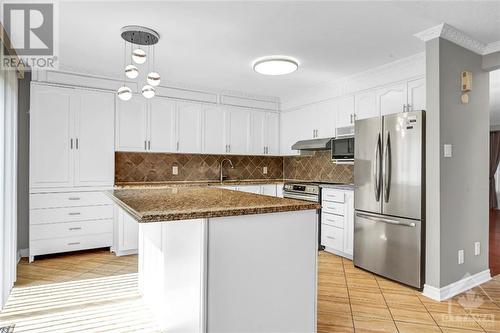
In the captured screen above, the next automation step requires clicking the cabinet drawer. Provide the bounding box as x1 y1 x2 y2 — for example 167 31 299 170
30 191 112 209
31 219 113 240
322 189 345 203
321 224 343 251
30 233 113 257
30 205 113 225
322 201 345 216
322 212 344 228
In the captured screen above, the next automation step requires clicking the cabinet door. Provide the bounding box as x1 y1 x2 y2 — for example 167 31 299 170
74 90 115 187
377 83 407 116
250 111 266 155
120 209 139 251
407 78 426 111
315 99 336 138
116 96 148 151
203 104 226 154
280 110 301 156
355 90 378 120
261 184 277 197
30 85 75 188
337 95 355 128
265 112 280 155
149 97 176 152
343 190 354 256
226 107 250 154
238 185 261 194
177 101 202 153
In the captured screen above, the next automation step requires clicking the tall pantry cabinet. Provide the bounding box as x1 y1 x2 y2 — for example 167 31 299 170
29 84 115 262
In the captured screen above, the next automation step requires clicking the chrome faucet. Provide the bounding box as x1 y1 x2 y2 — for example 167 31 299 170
220 158 234 182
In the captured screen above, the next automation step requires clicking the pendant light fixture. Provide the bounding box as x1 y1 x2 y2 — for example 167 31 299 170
117 25 161 101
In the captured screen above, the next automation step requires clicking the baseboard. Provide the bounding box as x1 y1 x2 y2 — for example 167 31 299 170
114 249 138 257
17 248 29 262
422 269 491 301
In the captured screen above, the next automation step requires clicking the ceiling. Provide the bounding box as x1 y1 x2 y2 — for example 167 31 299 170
58 1 500 100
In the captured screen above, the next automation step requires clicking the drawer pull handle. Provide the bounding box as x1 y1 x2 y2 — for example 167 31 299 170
68 227 82 231
67 242 80 246
68 197 80 201
68 212 81 216
326 236 336 240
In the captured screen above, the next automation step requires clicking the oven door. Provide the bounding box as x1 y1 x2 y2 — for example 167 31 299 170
283 191 318 202
332 137 355 160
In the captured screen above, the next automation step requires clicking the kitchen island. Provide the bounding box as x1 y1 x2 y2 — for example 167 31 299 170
107 186 320 333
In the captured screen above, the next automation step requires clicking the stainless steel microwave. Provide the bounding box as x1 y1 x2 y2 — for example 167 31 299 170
331 136 355 160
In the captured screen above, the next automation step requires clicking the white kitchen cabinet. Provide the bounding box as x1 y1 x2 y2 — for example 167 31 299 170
407 77 426 111
265 112 280 155
31 84 115 189
250 111 266 155
336 95 355 129
276 184 284 198
177 101 202 153
30 85 75 188
238 185 261 194
354 90 378 120
315 99 337 139
149 97 176 152
203 104 226 154
116 96 148 151
226 107 250 154
114 205 139 256
321 187 354 259
261 184 277 197
280 110 301 156
74 90 115 187
377 82 407 116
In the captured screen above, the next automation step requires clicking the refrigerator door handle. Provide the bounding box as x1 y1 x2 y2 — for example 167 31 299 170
383 131 392 203
355 212 416 227
373 133 382 201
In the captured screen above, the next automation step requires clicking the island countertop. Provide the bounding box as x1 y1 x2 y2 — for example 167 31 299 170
107 187 320 222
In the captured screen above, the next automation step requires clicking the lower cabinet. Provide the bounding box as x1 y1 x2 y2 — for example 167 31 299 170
219 183 284 197
321 188 354 259
29 191 114 262
113 205 139 256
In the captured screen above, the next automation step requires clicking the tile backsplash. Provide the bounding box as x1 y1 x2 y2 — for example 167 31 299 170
115 152 283 183
115 151 353 184
283 151 354 184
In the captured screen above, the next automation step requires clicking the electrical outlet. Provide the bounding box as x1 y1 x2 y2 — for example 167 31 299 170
458 250 465 264
172 165 178 175
474 242 481 256
263 166 268 175
444 144 453 157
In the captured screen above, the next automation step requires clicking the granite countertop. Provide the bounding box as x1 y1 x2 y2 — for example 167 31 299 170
107 187 320 223
115 179 284 189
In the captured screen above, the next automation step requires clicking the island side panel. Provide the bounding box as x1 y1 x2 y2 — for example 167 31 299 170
139 219 208 333
207 210 318 333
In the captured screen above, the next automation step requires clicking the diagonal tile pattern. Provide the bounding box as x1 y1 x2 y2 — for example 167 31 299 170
284 151 354 183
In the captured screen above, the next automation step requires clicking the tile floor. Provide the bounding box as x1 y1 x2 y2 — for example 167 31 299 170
2 249 500 332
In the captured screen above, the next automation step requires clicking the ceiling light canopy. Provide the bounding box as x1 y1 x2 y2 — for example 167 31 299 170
252 56 299 76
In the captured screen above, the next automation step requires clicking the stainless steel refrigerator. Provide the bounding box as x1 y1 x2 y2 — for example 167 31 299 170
354 110 424 289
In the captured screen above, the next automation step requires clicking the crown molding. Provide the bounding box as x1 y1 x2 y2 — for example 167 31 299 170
414 23 499 56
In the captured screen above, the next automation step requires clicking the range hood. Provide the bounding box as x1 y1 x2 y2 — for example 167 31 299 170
291 138 333 151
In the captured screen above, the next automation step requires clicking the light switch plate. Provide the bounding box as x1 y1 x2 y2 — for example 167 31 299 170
458 249 464 264
444 144 453 158
263 166 268 175
172 165 178 175
474 242 481 256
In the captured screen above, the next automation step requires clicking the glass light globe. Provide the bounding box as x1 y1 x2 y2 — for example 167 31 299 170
125 64 139 79
147 72 161 86
117 86 132 101
142 85 155 99
132 48 146 64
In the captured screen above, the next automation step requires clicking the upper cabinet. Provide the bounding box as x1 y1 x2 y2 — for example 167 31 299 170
265 112 280 155
177 101 202 153
315 99 336 139
202 104 226 154
149 97 176 152
249 111 280 155
225 106 250 154
354 90 378 121
376 82 407 116
30 84 115 189
116 96 148 151
336 95 355 129
407 78 426 112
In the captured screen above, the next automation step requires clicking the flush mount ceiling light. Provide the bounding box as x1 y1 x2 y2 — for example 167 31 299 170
252 56 299 76
117 25 161 101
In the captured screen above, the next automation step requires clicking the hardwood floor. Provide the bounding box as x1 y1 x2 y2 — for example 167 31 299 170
3 249 500 332
490 209 500 277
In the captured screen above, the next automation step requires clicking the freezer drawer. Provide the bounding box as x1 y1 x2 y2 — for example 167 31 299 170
353 211 422 288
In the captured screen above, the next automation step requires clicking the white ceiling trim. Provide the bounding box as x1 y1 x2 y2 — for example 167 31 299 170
414 23 500 55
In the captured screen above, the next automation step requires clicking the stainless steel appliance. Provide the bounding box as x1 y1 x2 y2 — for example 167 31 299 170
354 110 425 289
291 137 333 152
331 136 355 161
